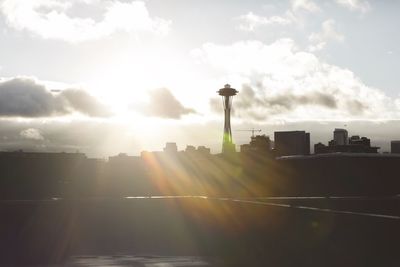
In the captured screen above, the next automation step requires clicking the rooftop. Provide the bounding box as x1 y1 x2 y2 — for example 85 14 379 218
277 152 400 160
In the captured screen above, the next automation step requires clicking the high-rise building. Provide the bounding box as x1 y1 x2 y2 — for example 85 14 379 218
334 128 348 145
163 142 178 154
314 132 379 154
391 141 400 153
274 131 310 157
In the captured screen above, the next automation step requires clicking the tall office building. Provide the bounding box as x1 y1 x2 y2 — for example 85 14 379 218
334 128 348 145
391 141 400 153
274 131 310 157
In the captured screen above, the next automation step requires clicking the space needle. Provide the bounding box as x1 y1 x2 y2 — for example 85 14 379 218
218 84 238 154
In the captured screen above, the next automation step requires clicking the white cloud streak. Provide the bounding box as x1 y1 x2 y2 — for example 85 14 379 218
308 19 344 51
237 11 294 32
20 128 44 141
0 0 171 43
291 0 321 13
335 0 371 13
237 0 320 32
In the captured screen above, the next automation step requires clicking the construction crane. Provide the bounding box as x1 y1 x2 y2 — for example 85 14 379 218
236 128 262 138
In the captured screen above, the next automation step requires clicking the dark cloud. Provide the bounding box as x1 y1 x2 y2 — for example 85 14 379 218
235 85 266 109
0 77 65 117
211 84 369 121
0 77 111 118
267 91 337 110
60 89 112 117
237 85 337 110
346 99 367 114
141 88 196 119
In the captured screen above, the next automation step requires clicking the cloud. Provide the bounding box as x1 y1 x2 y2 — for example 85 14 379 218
140 88 196 119
237 11 294 31
192 39 399 122
0 77 111 117
308 19 344 51
60 89 111 117
0 0 170 43
210 85 339 121
291 0 321 13
239 85 337 109
20 128 44 141
335 0 371 13
232 85 341 120
0 77 64 117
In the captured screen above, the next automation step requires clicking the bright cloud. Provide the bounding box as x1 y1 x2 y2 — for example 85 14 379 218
291 0 321 13
192 39 399 122
335 0 371 13
237 11 294 31
20 128 44 141
308 19 344 51
0 0 171 42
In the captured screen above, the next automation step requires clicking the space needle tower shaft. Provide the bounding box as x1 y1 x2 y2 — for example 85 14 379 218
217 84 238 153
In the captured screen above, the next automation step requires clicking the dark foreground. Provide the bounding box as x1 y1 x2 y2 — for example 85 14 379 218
0 196 399 267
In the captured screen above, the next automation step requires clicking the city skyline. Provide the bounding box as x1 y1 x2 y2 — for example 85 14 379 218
1 0 400 156
1 2 399 266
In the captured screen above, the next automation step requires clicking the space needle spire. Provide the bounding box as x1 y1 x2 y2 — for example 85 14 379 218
218 84 238 154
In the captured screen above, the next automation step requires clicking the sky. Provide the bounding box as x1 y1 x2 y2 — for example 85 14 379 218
0 0 400 156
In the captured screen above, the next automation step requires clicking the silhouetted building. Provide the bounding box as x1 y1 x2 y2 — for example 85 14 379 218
0 150 87 161
185 145 196 153
349 135 370 146
274 131 310 157
240 135 271 154
164 142 178 154
197 146 211 155
315 132 379 154
184 145 211 157
218 84 238 154
109 153 141 165
314 142 326 153
240 145 249 153
391 141 400 153
334 128 348 145
314 143 379 154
